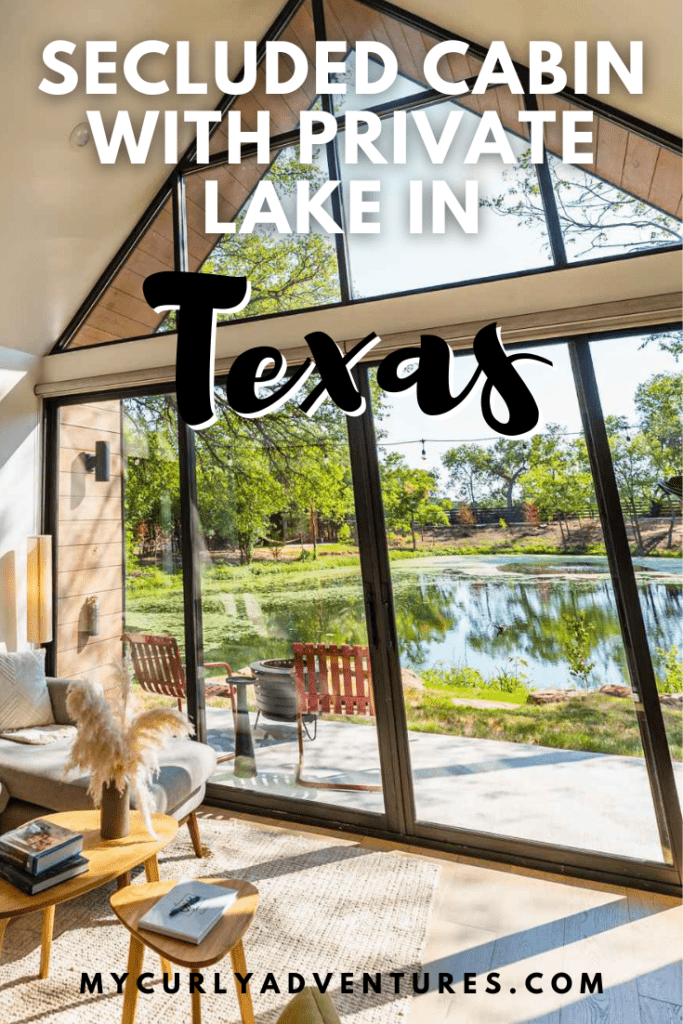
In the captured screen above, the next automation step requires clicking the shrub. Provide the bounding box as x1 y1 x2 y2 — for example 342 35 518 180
337 523 351 544
561 613 597 689
523 502 540 527
422 664 486 690
656 645 683 693
458 503 476 525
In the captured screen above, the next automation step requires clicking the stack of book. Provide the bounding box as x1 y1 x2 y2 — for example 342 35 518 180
0 819 88 895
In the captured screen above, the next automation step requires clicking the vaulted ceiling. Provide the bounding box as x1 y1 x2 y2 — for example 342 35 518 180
1 0 680 357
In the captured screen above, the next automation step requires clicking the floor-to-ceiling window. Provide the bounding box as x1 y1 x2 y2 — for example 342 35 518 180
366 332 681 864
44 0 682 890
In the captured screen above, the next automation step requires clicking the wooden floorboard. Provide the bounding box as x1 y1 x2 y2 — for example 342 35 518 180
196 807 681 1024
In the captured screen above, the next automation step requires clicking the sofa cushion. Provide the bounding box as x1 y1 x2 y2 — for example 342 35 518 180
46 678 77 726
0 650 55 730
0 736 217 818
276 989 341 1024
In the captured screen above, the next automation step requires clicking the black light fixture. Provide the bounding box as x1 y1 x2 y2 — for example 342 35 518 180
82 441 111 482
421 439 427 461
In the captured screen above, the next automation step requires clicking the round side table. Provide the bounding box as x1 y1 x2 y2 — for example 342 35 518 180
110 877 259 1024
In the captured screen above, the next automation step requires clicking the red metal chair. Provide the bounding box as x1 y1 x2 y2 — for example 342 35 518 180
122 632 236 763
292 642 381 792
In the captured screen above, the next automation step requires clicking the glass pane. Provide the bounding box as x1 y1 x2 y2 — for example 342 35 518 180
121 394 184 644
589 329 682 785
339 94 552 299
196 382 385 812
368 340 669 862
182 145 341 324
330 47 431 117
536 97 681 261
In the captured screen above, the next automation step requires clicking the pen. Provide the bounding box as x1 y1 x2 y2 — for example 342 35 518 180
169 895 201 917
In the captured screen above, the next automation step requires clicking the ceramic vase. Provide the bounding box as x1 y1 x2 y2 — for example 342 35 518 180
100 780 130 840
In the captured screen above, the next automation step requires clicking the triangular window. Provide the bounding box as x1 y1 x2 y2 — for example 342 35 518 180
59 0 682 351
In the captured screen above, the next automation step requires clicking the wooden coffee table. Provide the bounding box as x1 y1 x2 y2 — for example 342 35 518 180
0 809 177 979
110 877 259 1024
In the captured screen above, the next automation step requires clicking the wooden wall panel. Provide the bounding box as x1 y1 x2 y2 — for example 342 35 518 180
56 401 124 694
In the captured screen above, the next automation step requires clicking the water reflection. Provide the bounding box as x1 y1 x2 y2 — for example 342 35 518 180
204 557 681 692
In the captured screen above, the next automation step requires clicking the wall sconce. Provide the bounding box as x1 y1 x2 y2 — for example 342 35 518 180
27 535 52 644
82 441 110 482
84 596 100 636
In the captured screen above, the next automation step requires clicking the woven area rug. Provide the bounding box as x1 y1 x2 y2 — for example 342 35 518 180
0 816 439 1024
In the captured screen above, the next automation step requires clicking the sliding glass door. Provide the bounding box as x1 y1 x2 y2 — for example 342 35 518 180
194 383 386 817
364 332 681 870
45 325 682 888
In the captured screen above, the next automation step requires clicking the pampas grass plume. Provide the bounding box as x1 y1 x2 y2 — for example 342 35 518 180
64 665 192 837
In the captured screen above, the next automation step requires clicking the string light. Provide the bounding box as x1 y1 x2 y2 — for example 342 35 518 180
181 424 640 453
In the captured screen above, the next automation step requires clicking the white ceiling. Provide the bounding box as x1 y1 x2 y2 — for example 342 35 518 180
0 0 680 359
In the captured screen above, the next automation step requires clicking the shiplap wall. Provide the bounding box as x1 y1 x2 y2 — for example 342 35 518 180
56 400 124 692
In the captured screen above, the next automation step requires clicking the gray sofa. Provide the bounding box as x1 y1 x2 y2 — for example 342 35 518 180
0 678 217 855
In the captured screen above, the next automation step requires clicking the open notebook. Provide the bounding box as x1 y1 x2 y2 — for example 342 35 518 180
139 880 240 945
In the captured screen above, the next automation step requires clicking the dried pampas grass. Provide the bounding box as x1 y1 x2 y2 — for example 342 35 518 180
64 663 192 836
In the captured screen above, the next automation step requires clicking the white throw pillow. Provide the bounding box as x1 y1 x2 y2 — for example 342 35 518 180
0 649 55 730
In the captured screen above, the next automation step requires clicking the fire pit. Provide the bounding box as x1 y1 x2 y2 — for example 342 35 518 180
250 658 299 723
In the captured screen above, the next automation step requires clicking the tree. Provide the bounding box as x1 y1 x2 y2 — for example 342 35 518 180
481 439 530 511
162 147 340 333
519 425 594 548
604 415 659 555
287 451 353 558
482 150 681 260
381 453 448 549
443 439 530 514
442 445 491 512
634 372 683 479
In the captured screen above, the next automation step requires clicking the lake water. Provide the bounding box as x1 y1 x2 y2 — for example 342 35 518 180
212 554 682 691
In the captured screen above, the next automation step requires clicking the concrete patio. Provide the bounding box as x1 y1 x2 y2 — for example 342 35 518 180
205 705 682 864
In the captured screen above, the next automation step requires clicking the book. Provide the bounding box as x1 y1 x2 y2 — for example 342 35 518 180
139 880 239 945
0 854 89 895
0 819 83 875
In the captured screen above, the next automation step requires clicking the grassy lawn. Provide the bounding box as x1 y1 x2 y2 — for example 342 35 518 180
404 691 683 760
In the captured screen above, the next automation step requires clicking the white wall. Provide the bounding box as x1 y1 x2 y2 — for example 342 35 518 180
0 346 41 651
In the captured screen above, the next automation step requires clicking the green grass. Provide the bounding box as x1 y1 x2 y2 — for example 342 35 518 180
404 691 683 760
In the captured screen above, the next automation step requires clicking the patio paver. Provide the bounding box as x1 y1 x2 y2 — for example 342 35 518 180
205 706 682 863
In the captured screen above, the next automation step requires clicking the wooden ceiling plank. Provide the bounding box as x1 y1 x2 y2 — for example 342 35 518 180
621 132 660 199
647 147 683 216
595 116 629 188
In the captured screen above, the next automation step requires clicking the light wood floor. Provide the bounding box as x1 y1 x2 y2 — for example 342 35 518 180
199 807 682 1024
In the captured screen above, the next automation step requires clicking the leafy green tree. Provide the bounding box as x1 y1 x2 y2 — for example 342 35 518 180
560 612 598 689
519 425 594 547
381 453 447 550
481 439 530 511
162 147 340 333
442 445 491 512
634 372 683 479
287 451 353 558
604 415 659 554
443 439 530 513
123 396 180 558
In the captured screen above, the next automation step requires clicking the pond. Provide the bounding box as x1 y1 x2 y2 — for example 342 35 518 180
190 554 682 692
